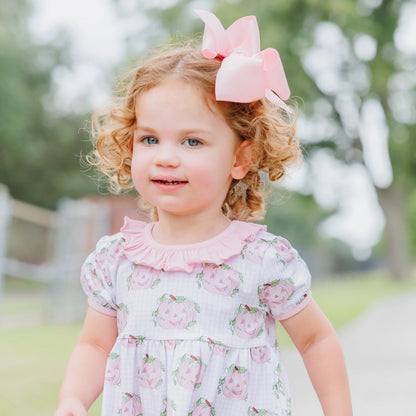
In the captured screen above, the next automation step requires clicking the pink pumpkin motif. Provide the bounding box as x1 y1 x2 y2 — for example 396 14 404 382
250 346 270 363
93 250 113 285
96 249 107 268
200 264 240 296
273 364 286 398
105 353 121 385
154 294 199 330
242 240 267 264
81 266 103 294
259 280 295 310
161 398 175 416
166 401 174 416
248 407 276 416
117 303 128 332
212 343 229 357
121 335 145 348
175 354 205 389
204 337 229 356
139 354 164 389
231 305 264 339
122 393 142 416
107 239 124 264
272 236 296 263
95 239 122 276
191 398 214 416
129 266 160 290
222 365 249 400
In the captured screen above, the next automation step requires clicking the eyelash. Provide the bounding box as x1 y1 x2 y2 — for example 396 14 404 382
139 137 202 147
184 138 201 147
141 136 158 145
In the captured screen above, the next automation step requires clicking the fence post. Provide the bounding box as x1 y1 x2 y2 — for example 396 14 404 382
48 197 111 322
0 185 11 313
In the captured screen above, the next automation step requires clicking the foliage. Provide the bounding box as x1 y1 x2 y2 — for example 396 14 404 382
276 270 416 345
408 189 416 257
142 0 416 276
263 189 359 275
0 0 97 209
2 0 415 272
218 0 416 277
213 0 415 180
264 189 331 247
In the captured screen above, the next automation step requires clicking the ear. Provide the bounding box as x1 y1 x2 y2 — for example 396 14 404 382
231 140 254 180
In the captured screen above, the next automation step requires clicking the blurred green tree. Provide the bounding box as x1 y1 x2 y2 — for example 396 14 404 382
140 0 415 279
0 0 96 209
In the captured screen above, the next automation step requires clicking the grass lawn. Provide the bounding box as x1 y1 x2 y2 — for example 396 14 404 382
0 271 414 415
0 323 102 416
276 270 416 345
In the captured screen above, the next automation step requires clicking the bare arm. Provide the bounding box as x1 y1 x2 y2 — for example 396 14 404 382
280 300 353 416
55 307 118 416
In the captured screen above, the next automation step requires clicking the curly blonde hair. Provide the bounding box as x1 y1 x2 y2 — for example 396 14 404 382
90 42 301 221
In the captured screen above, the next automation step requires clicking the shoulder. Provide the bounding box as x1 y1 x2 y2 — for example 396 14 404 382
81 232 126 278
94 217 148 261
95 232 125 256
242 228 300 265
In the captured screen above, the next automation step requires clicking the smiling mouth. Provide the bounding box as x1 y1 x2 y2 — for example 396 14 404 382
153 179 187 185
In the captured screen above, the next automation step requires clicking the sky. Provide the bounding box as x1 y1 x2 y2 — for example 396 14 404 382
30 0 132 111
28 0 415 260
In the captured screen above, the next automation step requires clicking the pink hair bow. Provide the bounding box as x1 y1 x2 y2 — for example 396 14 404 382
195 9 291 111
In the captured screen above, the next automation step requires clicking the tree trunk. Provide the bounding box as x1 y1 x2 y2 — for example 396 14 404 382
375 186 411 280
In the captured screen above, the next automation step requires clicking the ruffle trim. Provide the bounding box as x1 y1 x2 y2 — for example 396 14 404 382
121 217 266 272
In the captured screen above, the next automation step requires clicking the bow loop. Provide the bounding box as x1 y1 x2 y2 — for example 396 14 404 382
224 15 260 57
258 48 290 101
215 55 265 103
195 10 260 59
195 9 228 58
195 9 291 110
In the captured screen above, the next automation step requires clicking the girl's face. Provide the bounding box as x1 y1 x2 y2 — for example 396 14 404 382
132 78 247 222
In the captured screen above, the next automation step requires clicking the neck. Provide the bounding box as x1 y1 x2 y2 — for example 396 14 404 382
152 211 232 245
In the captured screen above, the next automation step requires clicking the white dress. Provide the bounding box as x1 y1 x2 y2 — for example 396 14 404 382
81 217 312 416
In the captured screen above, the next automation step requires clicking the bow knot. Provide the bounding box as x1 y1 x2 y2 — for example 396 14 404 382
195 9 291 110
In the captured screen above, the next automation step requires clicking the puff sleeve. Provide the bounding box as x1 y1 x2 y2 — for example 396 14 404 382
80 234 124 317
258 235 312 321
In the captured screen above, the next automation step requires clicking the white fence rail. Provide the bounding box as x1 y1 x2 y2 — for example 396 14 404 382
0 184 111 322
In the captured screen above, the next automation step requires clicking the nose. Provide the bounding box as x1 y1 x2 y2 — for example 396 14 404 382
153 143 180 168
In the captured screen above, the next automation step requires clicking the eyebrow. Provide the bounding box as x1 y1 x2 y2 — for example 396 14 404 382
134 125 157 134
135 124 211 137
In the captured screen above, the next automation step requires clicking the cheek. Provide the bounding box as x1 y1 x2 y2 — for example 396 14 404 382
189 158 233 192
131 157 143 183
131 153 152 194
187 160 211 179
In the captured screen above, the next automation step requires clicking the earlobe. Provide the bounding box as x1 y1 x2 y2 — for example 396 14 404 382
231 140 254 180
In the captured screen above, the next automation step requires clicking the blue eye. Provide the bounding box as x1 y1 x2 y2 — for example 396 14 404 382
184 138 201 147
142 136 158 145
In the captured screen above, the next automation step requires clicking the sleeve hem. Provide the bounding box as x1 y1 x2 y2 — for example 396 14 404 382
88 298 117 317
276 291 312 321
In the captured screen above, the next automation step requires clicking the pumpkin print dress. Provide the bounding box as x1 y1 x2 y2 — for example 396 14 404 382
81 217 312 416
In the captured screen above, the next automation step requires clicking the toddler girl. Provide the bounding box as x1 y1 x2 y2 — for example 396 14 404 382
55 10 352 416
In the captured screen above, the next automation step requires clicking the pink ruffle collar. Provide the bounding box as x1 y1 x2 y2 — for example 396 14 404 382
120 217 266 272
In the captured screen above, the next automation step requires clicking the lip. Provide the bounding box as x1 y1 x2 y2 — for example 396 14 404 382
151 176 188 191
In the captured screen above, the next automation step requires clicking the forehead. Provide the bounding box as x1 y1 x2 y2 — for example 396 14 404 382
135 78 239 144
136 78 219 115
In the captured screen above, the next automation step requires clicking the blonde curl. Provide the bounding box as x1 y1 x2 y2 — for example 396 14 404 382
88 42 301 221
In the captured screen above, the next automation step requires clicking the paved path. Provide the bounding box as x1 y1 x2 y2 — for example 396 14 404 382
281 290 416 415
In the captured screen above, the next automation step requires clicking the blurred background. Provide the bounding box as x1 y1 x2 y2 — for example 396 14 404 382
0 0 415 415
